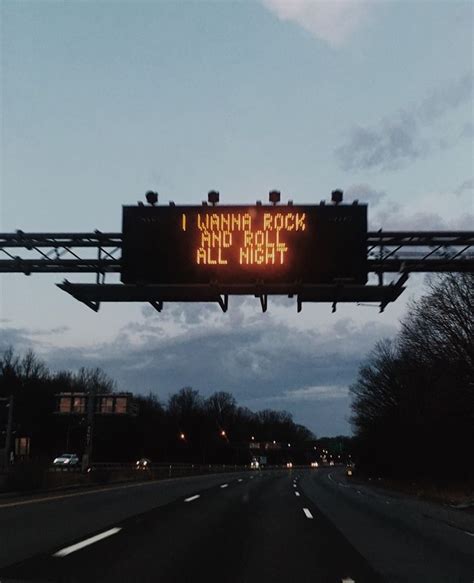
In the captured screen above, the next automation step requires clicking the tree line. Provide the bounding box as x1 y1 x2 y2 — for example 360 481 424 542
0 348 316 464
350 273 473 480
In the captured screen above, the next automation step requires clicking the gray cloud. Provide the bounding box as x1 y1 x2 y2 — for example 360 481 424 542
36 315 397 436
0 326 36 353
260 0 372 48
336 73 473 171
369 203 474 231
370 204 474 231
246 385 349 405
0 324 69 354
417 74 473 123
243 386 352 436
345 184 387 206
454 178 474 196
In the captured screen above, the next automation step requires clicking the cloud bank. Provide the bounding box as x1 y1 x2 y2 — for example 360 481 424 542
0 310 398 436
345 184 387 206
261 0 372 47
336 73 473 171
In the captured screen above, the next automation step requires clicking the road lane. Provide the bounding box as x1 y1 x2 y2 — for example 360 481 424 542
0 470 380 583
0 470 253 567
3 467 469 582
300 467 474 582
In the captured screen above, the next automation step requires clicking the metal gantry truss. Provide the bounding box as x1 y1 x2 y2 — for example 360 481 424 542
0 231 122 276
1 230 473 312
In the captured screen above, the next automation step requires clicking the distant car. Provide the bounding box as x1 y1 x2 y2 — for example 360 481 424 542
286 462 293 469
250 460 260 470
346 464 355 477
329 461 334 466
135 458 151 470
53 453 79 466
310 461 319 468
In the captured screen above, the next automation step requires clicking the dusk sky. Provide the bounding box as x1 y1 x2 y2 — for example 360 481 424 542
1 0 473 436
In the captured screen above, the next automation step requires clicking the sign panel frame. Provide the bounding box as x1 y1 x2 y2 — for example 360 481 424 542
121 204 368 286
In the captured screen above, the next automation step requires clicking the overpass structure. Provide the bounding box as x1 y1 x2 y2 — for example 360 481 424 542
1 229 472 313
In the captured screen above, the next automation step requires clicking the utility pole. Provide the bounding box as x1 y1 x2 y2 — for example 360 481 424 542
1 396 14 469
82 394 95 472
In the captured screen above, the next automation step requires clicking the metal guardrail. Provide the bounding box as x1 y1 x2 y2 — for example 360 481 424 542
49 463 251 473
48 462 341 473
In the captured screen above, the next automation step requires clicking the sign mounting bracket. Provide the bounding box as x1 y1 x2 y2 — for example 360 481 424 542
217 294 228 313
150 300 163 312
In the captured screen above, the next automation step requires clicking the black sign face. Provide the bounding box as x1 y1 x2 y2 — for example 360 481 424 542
121 205 367 285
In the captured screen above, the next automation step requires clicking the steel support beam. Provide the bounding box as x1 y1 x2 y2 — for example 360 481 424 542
0 228 470 311
57 281 406 313
1 231 472 275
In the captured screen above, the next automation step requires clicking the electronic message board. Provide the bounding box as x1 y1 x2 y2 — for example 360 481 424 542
121 205 367 285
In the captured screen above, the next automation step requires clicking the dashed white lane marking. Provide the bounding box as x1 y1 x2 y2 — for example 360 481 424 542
184 495 200 502
53 527 122 557
295 491 301 497
238 479 243 482
293 483 297 488
357 490 362 495
341 578 355 583
303 508 313 519
464 530 474 537
250 476 254 479
220 483 229 489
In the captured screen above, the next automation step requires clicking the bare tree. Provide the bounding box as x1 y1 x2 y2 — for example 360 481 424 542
350 273 474 479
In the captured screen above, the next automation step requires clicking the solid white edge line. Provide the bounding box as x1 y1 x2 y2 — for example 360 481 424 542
220 483 229 488
53 527 122 557
303 508 313 519
464 530 474 537
184 494 200 502
0 481 160 509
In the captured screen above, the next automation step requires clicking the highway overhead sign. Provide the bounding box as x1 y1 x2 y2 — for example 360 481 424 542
121 204 368 286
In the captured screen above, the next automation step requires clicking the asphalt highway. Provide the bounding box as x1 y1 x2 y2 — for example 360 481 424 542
0 468 472 582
